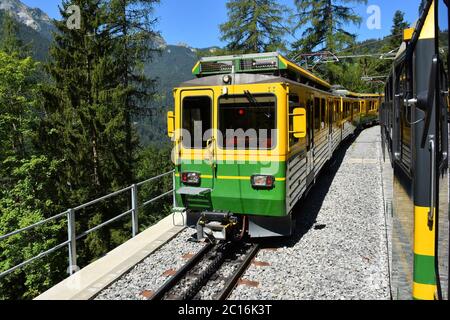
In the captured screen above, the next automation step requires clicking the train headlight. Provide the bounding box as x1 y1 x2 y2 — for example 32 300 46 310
251 175 275 189
222 75 232 84
181 172 201 185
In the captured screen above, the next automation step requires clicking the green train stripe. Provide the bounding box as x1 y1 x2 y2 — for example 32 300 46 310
177 161 287 179
414 254 436 285
175 160 287 216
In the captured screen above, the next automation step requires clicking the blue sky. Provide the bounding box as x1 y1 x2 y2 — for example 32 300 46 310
22 0 422 48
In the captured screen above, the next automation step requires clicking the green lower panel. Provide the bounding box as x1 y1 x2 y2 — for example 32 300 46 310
414 254 436 285
175 161 287 217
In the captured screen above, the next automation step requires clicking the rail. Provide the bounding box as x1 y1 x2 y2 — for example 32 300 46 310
0 170 175 279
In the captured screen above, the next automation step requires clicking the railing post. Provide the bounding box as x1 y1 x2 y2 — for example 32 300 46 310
131 184 139 237
172 171 176 208
67 209 77 275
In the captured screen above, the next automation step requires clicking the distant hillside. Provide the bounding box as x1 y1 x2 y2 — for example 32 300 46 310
0 10 51 61
0 0 54 39
146 44 198 105
0 0 53 61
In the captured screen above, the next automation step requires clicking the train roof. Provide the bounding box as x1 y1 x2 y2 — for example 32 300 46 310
178 73 383 100
333 89 384 99
191 52 332 90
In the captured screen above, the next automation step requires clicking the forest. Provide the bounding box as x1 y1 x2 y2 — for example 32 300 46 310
0 0 422 300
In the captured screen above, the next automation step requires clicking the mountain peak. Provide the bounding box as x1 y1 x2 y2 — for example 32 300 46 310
0 0 53 39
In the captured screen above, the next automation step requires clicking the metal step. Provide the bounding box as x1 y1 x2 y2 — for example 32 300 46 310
177 187 212 196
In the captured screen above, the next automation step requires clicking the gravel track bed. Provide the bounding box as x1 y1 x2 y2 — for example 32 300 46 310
230 126 391 300
95 127 389 300
95 229 205 300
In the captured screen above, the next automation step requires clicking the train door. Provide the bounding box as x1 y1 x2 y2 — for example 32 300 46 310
178 89 215 191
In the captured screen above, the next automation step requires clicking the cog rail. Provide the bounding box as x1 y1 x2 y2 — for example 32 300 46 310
151 241 260 301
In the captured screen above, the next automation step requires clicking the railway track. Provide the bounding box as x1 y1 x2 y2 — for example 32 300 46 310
151 241 260 301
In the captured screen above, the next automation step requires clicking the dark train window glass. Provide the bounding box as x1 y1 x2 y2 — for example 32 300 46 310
331 101 335 122
289 94 300 104
321 99 326 127
219 94 276 150
182 96 212 149
314 98 321 131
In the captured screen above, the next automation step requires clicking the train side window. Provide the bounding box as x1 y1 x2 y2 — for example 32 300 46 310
289 94 300 104
314 98 321 131
337 101 342 120
321 99 326 129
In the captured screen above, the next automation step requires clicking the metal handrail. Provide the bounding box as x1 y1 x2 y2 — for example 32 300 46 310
136 171 174 187
0 170 175 279
73 186 133 211
0 211 68 241
76 209 134 241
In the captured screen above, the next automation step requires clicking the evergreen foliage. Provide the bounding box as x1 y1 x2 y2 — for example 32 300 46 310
1 0 167 299
220 0 288 53
291 0 368 54
39 0 161 263
389 11 409 50
0 9 51 61
0 11 23 56
0 49 66 300
290 0 367 84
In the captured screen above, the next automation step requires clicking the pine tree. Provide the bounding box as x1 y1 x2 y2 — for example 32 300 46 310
40 0 160 263
107 0 160 183
0 12 24 56
373 11 409 81
291 0 368 54
220 0 288 54
389 11 409 50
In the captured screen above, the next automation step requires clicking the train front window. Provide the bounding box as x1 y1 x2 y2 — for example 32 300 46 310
219 94 276 150
182 96 212 149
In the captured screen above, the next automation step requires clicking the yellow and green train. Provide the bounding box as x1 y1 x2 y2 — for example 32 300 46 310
380 0 449 300
167 52 381 241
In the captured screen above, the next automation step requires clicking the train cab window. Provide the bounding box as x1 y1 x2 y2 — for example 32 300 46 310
219 94 276 150
314 98 321 131
182 96 212 149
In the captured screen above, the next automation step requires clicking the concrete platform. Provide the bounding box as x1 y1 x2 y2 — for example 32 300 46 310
35 214 185 300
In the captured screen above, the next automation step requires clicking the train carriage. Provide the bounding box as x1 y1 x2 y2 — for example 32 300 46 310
380 0 449 300
168 52 382 241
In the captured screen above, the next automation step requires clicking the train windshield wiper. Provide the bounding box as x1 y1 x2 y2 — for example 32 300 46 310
244 90 260 108
244 90 272 118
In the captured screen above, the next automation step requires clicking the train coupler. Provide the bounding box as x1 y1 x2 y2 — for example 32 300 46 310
196 212 239 241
